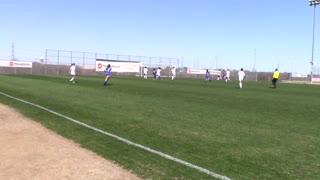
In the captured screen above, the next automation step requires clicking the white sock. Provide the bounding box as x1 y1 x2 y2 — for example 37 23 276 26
70 77 74 81
239 82 242 88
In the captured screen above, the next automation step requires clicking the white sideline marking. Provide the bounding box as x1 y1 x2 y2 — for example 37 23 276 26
0 91 231 180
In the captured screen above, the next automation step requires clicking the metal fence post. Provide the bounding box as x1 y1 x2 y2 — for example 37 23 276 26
83 52 86 73
149 57 151 67
57 50 60 75
45 49 47 74
83 52 85 66
71 51 73 64
177 58 180 68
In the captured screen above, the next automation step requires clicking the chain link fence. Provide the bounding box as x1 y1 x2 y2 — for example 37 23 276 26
0 51 316 83
41 49 180 76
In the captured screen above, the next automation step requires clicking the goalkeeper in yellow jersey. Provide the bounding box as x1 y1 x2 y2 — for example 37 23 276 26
272 69 280 88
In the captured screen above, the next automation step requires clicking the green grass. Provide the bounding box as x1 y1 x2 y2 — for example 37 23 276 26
0 74 320 179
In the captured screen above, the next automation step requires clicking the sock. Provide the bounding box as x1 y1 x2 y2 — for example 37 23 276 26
240 82 242 88
104 80 107 85
70 77 74 81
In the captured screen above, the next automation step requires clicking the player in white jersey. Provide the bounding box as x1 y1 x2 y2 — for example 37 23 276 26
143 67 148 79
171 67 176 80
156 67 161 80
238 68 245 88
225 69 231 83
69 63 76 83
217 70 221 80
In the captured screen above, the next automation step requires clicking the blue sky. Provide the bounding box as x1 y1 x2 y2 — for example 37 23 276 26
0 0 318 73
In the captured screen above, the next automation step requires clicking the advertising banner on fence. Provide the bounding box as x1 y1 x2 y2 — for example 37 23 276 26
187 69 219 75
312 77 320 82
96 60 141 72
291 73 308 78
0 60 32 68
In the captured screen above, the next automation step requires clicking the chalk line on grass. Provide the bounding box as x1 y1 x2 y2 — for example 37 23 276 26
0 91 231 180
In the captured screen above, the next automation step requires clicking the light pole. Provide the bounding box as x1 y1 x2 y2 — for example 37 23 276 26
309 0 320 83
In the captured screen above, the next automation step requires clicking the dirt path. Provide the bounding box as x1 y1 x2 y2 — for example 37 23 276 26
0 104 140 180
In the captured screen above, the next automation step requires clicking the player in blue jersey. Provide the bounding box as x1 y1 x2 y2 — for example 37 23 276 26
205 69 211 82
104 64 112 86
152 68 157 80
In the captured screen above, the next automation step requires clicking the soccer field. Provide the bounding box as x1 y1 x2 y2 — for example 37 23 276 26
0 74 319 179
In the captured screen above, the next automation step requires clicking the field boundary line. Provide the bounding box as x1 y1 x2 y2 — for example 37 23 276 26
0 91 231 180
